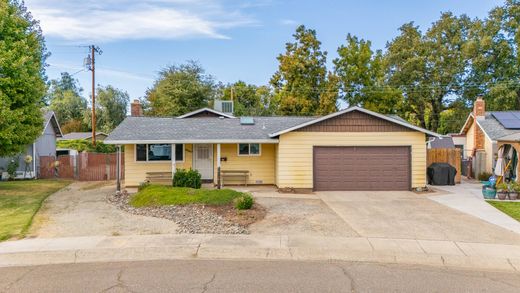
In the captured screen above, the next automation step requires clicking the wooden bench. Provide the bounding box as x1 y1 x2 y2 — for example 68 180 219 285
221 170 249 187
145 172 172 185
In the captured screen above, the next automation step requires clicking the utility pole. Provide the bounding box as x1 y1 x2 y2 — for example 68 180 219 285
85 45 102 146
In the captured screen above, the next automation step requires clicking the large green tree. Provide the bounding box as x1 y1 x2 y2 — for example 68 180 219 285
270 25 329 116
463 0 520 110
0 0 48 156
219 81 274 116
386 13 470 131
84 85 129 133
333 34 401 114
145 61 215 116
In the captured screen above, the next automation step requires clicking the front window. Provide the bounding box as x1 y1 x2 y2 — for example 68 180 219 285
238 143 260 156
136 144 184 161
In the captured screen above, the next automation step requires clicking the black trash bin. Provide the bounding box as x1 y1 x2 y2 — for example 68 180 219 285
427 163 457 185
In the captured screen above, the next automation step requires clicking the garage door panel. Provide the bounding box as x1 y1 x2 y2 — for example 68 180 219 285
314 146 410 191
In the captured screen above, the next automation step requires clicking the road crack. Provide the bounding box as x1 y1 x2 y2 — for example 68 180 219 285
201 273 216 293
334 263 357 292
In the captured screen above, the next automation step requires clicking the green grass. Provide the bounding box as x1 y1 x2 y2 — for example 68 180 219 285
130 185 246 207
487 201 520 222
0 179 71 241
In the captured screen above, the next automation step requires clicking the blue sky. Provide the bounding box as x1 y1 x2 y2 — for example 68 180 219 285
26 0 503 100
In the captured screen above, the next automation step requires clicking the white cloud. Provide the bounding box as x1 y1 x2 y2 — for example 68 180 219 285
26 0 256 42
280 19 298 26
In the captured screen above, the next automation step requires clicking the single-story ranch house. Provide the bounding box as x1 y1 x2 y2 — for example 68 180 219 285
105 100 439 191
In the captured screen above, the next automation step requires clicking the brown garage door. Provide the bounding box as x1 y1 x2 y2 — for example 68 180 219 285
313 146 411 191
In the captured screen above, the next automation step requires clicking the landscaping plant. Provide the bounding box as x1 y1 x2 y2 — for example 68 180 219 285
173 169 202 189
234 194 254 210
509 182 520 200
496 182 509 200
6 159 19 179
478 172 493 182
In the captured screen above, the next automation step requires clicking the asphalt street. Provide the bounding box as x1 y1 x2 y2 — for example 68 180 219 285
1 259 520 292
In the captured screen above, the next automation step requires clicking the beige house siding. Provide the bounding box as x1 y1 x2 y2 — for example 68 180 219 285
276 131 427 189
124 144 193 187
213 143 276 185
465 122 475 158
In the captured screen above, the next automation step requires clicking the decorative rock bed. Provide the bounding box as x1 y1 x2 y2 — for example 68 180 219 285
107 191 248 234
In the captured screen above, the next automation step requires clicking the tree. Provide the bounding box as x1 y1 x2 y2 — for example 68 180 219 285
463 0 520 110
219 81 274 116
333 34 401 114
317 73 339 115
47 72 88 133
145 61 215 116
93 85 129 133
270 25 328 116
0 0 48 156
386 13 470 131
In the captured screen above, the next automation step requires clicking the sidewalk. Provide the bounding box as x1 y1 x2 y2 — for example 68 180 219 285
1 234 519 273
430 182 520 234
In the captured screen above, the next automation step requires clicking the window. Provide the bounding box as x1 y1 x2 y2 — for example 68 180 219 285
135 144 184 162
238 143 260 156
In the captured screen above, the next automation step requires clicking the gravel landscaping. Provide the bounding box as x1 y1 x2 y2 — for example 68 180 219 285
108 191 250 234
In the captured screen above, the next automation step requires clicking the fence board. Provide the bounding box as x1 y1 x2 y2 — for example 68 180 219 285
427 148 462 183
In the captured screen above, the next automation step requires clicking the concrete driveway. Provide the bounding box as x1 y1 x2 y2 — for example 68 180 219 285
317 190 520 244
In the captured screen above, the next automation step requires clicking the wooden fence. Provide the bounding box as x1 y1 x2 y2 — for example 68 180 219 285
39 152 123 181
427 148 462 183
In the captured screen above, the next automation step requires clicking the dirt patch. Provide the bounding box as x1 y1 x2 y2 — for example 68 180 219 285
207 203 267 228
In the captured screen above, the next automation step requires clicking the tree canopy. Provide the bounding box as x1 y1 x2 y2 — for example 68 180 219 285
145 61 215 117
0 0 48 156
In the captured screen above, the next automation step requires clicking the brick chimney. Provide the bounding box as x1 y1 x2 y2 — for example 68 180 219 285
473 97 485 150
131 99 143 117
473 96 485 120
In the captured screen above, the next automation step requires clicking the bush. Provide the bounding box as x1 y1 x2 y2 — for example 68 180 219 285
56 139 117 153
234 194 254 210
478 172 493 181
173 169 202 189
7 159 19 179
138 181 150 192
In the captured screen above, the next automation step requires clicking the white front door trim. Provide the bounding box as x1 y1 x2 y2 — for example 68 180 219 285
193 144 214 180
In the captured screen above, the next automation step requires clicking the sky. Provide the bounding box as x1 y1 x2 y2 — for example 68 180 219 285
25 0 504 100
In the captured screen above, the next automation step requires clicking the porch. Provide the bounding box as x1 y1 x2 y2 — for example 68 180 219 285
122 143 277 188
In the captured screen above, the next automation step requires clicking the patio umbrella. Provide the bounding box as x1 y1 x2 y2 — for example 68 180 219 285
495 146 505 176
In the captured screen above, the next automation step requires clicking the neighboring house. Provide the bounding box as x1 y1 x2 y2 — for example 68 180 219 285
448 133 466 158
0 111 62 179
459 97 520 176
58 132 108 141
105 101 439 191
427 136 455 149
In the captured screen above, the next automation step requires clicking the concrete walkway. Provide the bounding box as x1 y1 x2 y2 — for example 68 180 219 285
1 234 520 273
429 182 520 235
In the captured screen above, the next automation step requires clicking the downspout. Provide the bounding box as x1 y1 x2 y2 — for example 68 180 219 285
33 142 36 179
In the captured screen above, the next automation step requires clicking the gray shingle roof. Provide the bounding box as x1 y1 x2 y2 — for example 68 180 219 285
429 137 455 148
59 132 107 140
105 116 315 143
478 112 520 140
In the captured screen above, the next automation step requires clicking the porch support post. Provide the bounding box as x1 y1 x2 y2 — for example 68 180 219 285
116 145 121 192
172 144 176 182
217 143 221 189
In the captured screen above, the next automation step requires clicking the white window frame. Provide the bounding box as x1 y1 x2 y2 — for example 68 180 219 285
135 144 185 163
237 143 261 156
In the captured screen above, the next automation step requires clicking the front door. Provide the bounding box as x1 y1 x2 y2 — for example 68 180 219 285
193 144 213 180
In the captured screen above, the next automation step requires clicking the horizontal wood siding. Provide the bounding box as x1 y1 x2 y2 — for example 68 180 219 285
276 132 427 189
213 143 276 185
299 110 413 132
124 144 193 186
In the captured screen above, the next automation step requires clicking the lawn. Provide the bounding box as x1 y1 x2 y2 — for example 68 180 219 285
0 179 71 241
130 185 246 207
487 201 520 222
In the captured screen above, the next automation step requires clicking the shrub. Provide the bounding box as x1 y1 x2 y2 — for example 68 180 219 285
7 159 19 179
478 172 493 181
234 194 254 210
496 182 508 191
138 181 150 192
56 139 117 153
173 169 202 189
